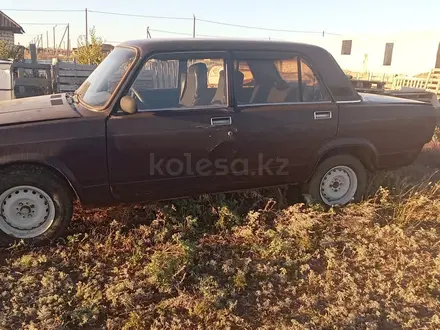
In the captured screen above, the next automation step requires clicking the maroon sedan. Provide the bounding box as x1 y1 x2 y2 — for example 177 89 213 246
0 39 437 244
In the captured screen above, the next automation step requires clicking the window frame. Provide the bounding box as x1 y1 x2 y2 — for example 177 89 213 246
79 45 140 112
230 50 334 108
120 51 232 113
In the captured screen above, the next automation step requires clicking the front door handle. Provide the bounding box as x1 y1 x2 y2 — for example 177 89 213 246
314 111 332 120
211 116 232 126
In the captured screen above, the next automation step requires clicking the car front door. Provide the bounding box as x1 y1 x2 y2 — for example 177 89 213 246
106 52 238 202
228 51 339 187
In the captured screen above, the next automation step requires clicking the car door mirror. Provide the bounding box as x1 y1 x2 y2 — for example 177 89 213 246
120 95 137 114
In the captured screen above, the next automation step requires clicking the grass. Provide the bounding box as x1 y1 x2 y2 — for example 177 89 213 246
1 139 440 329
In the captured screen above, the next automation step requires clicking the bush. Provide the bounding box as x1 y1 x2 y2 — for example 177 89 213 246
0 40 24 61
74 27 105 65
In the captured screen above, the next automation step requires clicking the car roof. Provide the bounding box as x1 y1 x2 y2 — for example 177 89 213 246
119 38 323 56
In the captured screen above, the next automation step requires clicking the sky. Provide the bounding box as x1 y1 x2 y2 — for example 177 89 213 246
2 0 440 48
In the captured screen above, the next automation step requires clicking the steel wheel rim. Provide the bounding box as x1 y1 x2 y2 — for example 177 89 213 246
0 186 56 238
319 165 358 206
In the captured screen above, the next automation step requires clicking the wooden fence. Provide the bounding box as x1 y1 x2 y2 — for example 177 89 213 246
392 69 440 98
7 60 178 99
140 60 178 89
11 62 53 98
53 62 97 93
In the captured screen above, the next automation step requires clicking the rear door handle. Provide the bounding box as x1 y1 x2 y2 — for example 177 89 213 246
211 116 232 126
314 111 332 120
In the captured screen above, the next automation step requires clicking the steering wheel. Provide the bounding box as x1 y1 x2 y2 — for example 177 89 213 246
130 87 145 104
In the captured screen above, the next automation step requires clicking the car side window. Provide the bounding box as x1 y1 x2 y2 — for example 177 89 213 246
129 57 227 111
300 59 330 102
233 56 329 105
233 57 300 105
275 58 299 83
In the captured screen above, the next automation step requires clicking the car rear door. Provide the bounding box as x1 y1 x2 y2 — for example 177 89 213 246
228 51 339 187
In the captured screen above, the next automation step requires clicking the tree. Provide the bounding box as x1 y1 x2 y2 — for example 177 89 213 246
74 27 105 65
0 40 24 61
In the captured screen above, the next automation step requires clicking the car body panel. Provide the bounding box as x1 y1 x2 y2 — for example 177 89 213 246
0 115 110 206
230 102 339 184
106 107 236 202
0 94 81 125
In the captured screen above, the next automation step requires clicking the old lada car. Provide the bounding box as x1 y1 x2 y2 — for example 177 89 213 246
0 39 438 244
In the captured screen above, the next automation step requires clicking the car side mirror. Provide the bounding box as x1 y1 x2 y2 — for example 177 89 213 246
120 95 137 114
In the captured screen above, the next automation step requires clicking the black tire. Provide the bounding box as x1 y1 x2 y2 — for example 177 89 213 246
306 154 367 207
0 165 73 246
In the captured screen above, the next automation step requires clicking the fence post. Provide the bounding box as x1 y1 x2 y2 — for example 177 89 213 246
425 70 433 90
52 58 59 93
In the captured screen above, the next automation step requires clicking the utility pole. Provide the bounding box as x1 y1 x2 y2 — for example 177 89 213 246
85 8 89 47
46 31 49 49
67 23 70 56
57 25 68 53
53 25 57 54
146 26 151 39
193 14 196 38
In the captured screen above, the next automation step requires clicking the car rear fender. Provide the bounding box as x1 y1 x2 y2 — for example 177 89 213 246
313 138 379 174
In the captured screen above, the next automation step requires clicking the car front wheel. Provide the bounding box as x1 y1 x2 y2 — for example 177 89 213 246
306 155 367 206
0 165 73 245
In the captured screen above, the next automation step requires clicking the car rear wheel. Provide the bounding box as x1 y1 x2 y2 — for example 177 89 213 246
306 155 367 206
0 165 73 245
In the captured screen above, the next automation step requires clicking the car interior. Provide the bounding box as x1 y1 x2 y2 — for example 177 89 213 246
131 60 226 110
235 59 327 104
130 57 326 111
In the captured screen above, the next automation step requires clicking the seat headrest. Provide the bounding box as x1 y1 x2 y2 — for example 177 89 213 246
211 70 226 105
234 70 244 86
179 62 209 107
189 63 208 86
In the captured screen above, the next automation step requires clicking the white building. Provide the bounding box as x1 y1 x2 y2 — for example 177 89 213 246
284 30 440 76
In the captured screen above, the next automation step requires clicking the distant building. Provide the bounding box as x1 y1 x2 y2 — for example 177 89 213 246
0 11 24 44
288 31 440 76
329 31 440 76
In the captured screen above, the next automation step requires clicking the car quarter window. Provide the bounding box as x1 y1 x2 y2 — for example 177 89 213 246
128 56 227 111
300 59 330 102
233 55 330 105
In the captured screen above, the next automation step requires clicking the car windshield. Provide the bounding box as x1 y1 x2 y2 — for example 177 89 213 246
77 47 137 109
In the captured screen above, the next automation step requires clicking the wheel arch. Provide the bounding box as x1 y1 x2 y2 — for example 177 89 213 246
315 139 379 172
0 156 82 202
303 139 378 190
